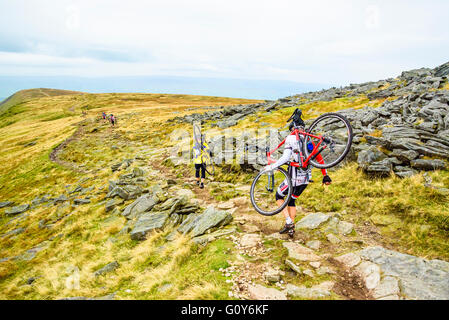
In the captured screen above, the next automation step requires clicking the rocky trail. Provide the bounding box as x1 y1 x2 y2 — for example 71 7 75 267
143 144 449 300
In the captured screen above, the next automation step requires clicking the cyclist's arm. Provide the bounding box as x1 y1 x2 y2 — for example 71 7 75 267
266 148 292 170
315 153 328 176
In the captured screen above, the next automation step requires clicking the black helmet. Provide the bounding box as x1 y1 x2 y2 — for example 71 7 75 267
288 109 305 131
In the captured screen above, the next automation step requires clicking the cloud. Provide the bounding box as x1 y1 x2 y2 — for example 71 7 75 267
0 0 448 85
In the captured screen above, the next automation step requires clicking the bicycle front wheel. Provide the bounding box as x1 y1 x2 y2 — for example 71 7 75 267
250 167 293 216
193 123 202 146
303 113 353 169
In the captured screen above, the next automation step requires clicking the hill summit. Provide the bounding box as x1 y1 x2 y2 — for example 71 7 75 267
0 88 84 114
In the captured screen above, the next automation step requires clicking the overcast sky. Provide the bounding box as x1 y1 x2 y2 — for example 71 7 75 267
0 0 448 86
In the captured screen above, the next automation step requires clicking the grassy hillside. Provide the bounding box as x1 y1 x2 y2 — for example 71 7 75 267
0 90 263 299
0 86 447 300
0 90 261 199
0 88 84 115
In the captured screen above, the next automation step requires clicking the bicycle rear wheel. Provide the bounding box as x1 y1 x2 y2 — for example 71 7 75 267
201 154 215 176
250 167 292 216
303 113 353 169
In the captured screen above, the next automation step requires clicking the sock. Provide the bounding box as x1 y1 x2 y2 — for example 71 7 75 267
286 217 293 224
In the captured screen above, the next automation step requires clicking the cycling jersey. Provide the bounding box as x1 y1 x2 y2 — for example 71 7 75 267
193 142 210 165
270 134 328 188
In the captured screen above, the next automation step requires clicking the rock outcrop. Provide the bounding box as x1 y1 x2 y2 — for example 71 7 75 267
168 61 449 177
336 246 449 300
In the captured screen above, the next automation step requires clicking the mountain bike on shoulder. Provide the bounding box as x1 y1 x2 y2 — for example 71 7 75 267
193 123 215 188
250 108 353 219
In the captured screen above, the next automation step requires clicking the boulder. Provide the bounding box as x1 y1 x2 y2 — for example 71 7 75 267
177 206 233 237
248 284 287 300
122 185 143 199
394 170 417 178
373 276 400 299
361 111 378 126
176 188 195 198
106 186 128 199
305 240 321 250
285 259 302 274
108 181 117 192
316 266 336 275
94 261 119 277
192 227 237 245
284 282 333 299
240 234 262 248
324 216 340 234
355 261 381 290
363 159 393 176
296 213 330 230
359 246 449 300
264 267 282 283
122 195 158 219
334 252 361 268
434 61 449 77
410 159 446 171
390 149 419 162
282 242 321 262
326 233 341 244
130 213 170 241
217 119 238 129
5 204 30 216
54 195 69 203
74 199 90 205
337 221 354 235
0 201 14 208
357 146 387 169
105 200 117 212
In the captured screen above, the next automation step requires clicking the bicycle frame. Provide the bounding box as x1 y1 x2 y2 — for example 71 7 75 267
266 128 328 169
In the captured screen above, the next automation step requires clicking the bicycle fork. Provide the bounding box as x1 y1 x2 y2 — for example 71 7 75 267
265 172 275 192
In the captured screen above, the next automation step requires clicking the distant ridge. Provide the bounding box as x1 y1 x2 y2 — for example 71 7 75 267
0 88 84 114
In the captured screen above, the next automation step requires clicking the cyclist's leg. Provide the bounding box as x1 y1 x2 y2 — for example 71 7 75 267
195 164 201 184
200 164 206 183
276 180 294 233
287 184 308 221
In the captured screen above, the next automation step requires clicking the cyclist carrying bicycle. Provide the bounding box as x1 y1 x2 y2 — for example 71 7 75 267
263 115 332 237
192 134 211 189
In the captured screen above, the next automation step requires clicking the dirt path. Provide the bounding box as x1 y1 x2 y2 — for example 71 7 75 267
49 121 89 173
